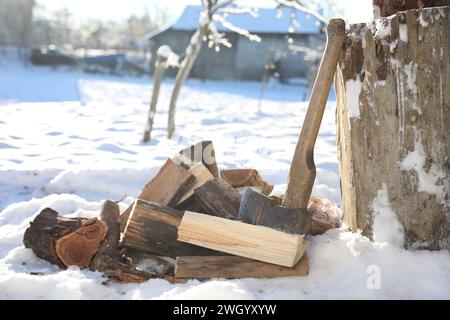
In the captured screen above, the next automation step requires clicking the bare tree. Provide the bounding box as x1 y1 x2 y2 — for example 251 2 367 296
166 0 261 138
0 0 36 60
143 46 179 142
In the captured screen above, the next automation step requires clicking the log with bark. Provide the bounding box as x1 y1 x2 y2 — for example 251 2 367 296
23 208 87 268
121 199 219 257
335 6 450 249
23 209 108 269
24 204 169 283
175 255 309 280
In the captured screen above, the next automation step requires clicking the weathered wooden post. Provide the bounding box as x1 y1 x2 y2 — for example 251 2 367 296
143 45 177 142
335 2 449 249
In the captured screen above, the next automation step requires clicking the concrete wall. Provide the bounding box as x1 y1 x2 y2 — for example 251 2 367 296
149 29 324 81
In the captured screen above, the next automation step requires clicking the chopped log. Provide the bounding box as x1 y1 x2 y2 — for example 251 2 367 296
178 141 219 177
307 197 341 235
178 162 214 204
90 201 121 270
23 208 88 267
194 178 242 220
125 249 175 278
238 188 311 235
175 195 206 213
119 158 195 230
121 199 219 257
178 211 308 267
221 169 274 195
335 6 450 249
175 255 309 279
55 218 108 268
23 206 151 283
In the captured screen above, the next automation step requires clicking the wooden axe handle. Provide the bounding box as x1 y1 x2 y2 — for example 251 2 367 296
283 19 345 209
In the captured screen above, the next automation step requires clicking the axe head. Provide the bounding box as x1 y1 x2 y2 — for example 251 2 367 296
238 188 312 235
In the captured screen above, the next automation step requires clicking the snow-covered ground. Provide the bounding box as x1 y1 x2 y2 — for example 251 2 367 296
0 59 449 299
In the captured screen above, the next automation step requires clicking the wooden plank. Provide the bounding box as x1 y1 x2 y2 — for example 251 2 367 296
175 255 309 279
178 211 308 267
121 199 219 257
119 158 195 230
179 141 219 177
221 169 274 195
194 178 242 220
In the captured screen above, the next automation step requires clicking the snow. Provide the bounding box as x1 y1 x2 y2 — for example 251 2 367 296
157 45 179 68
345 78 362 119
400 139 447 205
399 24 408 42
169 5 322 35
373 19 391 39
1 59 450 299
419 13 429 27
404 61 420 113
371 184 405 247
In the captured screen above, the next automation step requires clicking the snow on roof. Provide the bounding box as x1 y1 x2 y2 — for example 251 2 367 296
168 5 323 35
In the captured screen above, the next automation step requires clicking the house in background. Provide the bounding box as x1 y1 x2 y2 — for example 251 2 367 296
147 5 325 81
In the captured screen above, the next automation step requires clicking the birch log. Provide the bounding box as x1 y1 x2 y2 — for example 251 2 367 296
335 6 450 249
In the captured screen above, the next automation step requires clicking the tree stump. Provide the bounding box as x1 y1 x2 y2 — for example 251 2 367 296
335 6 450 249
373 0 450 18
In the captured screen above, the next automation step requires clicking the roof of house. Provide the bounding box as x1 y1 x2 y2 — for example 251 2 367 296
148 5 323 39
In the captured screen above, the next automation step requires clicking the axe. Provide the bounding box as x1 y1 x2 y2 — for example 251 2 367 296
239 19 346 234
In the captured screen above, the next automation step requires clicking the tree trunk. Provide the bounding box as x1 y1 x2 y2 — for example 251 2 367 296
143 54 168 142
335 6 450 249
167 27 207 139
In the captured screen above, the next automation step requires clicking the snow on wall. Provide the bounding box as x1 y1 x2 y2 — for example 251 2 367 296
373 18 391 39
399 24 408 42
345 78 362 119
400 139 447 205
371 183 405 247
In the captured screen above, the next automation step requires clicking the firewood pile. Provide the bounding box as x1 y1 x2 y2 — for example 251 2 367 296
23 141 341 283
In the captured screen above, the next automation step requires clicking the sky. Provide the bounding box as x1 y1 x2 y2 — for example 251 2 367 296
36 0 373 24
